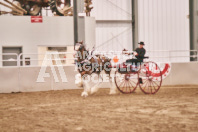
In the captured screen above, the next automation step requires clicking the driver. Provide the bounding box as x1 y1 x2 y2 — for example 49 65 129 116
126 41 146 66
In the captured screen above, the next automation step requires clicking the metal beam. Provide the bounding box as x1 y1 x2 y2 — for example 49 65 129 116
189 0 198 61
132 0 139 50
73 0 78 50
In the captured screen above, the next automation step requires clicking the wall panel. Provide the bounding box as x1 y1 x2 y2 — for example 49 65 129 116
138 0 190 62
95 22 132 51
91 0 132 51
92 0 132 20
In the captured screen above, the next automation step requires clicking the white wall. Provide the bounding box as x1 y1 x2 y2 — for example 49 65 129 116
138 0 190 62
91 0 190 62
91 0 132 20
0 66 80 93
0 16 96 66
91 0 133 51
0 0 192 63
0 16 74 65
0 16 74 47
162 62 198 85
84 17 96 49
95 22 132 51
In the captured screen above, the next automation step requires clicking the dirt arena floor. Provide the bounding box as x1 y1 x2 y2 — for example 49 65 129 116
0 86 198 132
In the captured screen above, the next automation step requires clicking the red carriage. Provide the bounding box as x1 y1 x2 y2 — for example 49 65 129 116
111 57 162 94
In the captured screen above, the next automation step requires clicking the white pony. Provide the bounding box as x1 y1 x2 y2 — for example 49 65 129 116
74 42 117 97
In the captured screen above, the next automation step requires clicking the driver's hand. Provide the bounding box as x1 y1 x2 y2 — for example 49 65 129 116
134 52 138 56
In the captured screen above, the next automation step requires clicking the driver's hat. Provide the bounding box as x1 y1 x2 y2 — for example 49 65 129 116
138 41 145 45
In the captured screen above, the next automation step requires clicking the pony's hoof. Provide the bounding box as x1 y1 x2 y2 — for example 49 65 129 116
81 91 88 97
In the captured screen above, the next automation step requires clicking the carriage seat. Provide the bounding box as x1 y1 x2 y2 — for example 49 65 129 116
143 56 149 59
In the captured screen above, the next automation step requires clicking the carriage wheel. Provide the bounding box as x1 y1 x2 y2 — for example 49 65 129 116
114 71 139 94
139 61 162 94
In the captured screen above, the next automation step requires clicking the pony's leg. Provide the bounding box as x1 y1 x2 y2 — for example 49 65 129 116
81 74 91 97
75 73 83 87
90 74 102 94
90 82 100 94
109 73 117 95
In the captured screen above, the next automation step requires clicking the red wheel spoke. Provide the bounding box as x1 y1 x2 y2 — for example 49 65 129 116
149 82 153 93
118 80 125 88
123 79 128 92
153 80 160 87
147 81 151 93
125 81 129 92
121 82 125 91
153 81 160 91
129 80 136 88
127 81 131 92
143 81 149 91
151 81 157 91
130 79 137 84
141 80 147 90
129 79 137 85
148 81 152 93
151 81 158 93
125 82 128 92
152 81 159 88
128 80 135 90
142 79 149 88
126 82 130 92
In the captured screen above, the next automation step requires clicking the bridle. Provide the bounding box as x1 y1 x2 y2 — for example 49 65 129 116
75 45 89 64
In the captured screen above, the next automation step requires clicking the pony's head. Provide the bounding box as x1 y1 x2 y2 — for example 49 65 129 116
75 41 89 62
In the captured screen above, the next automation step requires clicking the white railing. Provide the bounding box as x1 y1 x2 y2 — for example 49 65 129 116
18 52 76 67
0 50 197 67
0 53 18 67
146 50 198 62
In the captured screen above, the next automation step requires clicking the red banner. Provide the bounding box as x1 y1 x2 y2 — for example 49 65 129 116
31 16 43 23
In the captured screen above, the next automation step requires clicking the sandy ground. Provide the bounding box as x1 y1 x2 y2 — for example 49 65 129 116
0 86 198 132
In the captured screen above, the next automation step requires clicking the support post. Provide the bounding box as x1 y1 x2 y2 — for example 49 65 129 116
73 0 78 50
189 0 198 61
132 0 138 50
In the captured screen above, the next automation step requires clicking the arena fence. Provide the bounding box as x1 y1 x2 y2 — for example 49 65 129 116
146 50 198 62
18 52 76 67
0 62 198 93
0 50 197 67
0 50 198 93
